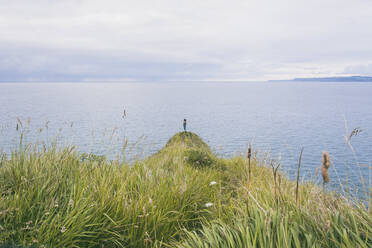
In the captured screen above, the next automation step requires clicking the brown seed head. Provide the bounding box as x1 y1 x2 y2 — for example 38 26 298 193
247 145 252 159
322 151 331 169
321 167 329 183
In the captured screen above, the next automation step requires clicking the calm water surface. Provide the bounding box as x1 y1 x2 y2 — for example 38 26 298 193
0 82 371 197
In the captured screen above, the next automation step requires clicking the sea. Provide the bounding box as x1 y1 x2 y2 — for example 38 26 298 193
0 81 371 199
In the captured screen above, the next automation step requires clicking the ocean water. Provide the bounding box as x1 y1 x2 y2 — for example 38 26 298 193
0 82 371 197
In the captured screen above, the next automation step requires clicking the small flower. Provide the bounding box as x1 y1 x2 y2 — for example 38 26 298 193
209 181 217 186
68 199 74 207
205 202 213 208
45 211 50 216
149 197 153 205
61 226 66 233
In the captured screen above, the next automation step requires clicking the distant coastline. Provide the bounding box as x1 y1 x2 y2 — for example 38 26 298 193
269 76 372 82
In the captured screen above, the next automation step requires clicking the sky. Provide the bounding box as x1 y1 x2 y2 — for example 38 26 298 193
1 0 372 82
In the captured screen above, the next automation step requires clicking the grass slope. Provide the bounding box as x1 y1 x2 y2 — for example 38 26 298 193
0 132 371 247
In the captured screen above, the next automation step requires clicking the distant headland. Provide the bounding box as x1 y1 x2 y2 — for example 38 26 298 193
270 76 372 82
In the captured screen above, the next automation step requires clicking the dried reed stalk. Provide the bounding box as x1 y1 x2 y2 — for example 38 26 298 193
295 147 304 205
247 144 252 191
270 160 280 202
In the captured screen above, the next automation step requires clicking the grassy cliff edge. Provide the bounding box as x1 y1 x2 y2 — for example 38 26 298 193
0 132 371 247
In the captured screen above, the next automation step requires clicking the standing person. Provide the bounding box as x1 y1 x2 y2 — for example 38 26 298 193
183 119 187 132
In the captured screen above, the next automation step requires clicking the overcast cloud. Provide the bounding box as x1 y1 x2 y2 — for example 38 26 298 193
1 0 372 81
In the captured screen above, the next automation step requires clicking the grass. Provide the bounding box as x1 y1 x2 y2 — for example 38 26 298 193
0 131 371 247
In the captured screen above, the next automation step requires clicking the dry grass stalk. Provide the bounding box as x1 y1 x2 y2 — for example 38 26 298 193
247 144 252 191
295 147 304 205
270 160 280 202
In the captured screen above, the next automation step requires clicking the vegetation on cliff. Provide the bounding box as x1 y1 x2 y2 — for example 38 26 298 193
0 132 370 247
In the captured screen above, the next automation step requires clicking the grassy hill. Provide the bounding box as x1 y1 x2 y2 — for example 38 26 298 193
0 132 371 247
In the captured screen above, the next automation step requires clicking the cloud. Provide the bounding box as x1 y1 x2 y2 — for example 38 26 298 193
1 0 372 81
344 63 372 75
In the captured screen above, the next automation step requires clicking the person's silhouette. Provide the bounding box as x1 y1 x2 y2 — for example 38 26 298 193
183 119 187 132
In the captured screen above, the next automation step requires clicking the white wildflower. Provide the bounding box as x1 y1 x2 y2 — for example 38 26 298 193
205 202 213 208
209 181 217 186
61 226 66 233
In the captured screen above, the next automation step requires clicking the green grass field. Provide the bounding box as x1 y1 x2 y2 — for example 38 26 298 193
0 132 371 247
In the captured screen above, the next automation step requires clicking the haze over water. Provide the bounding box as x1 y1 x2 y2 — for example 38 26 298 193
0 81 371 197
